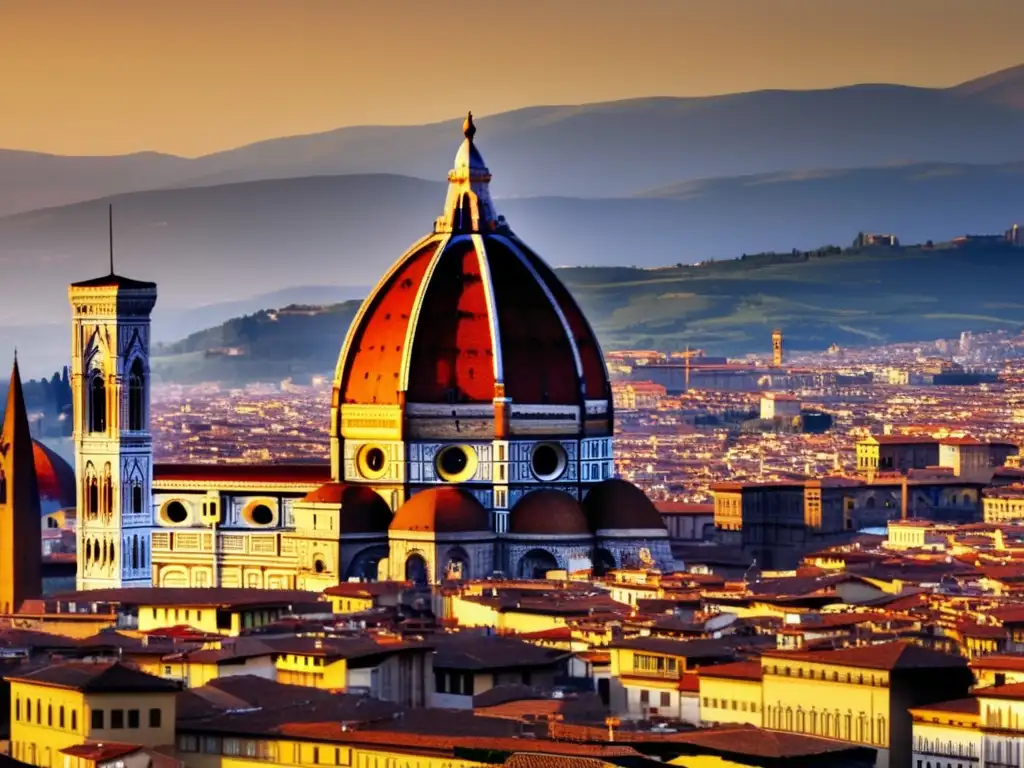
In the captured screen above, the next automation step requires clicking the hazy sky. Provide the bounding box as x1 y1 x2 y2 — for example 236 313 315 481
3 0 1023 157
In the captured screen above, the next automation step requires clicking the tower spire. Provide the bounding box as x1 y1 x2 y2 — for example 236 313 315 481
0 352 43 612
108 203 115 276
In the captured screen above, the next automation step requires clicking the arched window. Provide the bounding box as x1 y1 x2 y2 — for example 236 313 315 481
128 359 145 431
101 464 113 519
15 697 20 721
47 704 52 726
87 473 99 520
132 481 144 516
88 375 106 433
25 699 31 722
59 706 65 729
132 536 139 570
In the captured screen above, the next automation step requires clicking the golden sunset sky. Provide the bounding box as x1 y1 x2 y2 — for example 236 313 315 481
3 0 1023 156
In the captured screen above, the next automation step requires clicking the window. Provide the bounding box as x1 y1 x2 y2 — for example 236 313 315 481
36 699 41 724
47 704 53 726
59 706 65 729
111 709 124 729
88 374 107 433
640 690 650 704
71 711 77 731
91 709 104 729
128 709 140 728
149 708 162 728
178 736 199 753
314 747 320 764
128 358 145 431
15 698 19 721
660 692 671 707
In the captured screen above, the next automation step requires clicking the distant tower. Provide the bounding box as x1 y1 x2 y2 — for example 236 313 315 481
0 355 43 612
70 208 157 590
772 329 784 367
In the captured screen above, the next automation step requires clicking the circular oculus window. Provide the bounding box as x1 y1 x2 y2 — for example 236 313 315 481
161 501 189 525
436 445 478 483
244 503 275 526
531 442 567 481
358 445 389 479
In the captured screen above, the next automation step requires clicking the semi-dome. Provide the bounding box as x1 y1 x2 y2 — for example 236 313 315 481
333 113 610 412
390 486 491 534
582 479 667 533
299 482 393 534
509 490 591 537
33 441 76 515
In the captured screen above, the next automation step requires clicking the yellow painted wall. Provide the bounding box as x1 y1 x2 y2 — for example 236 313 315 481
137 604 289 636
327 595 374 614
175 735 491 768
698 676 763 727
275 654 347 690
10 682 176 768
761 661 891 749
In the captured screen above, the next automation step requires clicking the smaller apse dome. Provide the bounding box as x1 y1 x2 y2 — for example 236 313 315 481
300 483 394 535
582 478 667 533
509 490 591 537
33 441 76 515
390 487 491 534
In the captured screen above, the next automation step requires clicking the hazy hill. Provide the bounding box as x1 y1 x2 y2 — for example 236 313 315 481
6 159 1024 376
151 242 1024 385
4 65 1024 213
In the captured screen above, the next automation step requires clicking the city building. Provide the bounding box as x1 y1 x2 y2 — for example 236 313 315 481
62 115 671 595
760 393 800 421
6 662 179 766
772 329 784 367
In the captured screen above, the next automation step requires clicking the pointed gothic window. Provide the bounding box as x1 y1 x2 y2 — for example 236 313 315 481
87 475 99 520
102 464 113 520
132 481 144 516
88 375 107 433
128 359 145 431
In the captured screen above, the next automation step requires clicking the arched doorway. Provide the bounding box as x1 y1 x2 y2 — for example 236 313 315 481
405 553 429 586
593 547 616 576
518 549 559 579
345 545 389 581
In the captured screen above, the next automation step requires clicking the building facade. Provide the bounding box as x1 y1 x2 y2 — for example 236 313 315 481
66 116 671 591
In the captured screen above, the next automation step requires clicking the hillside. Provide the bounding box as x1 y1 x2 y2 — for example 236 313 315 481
4 66 1024 214
151 242 1024 384
4 159 1024 345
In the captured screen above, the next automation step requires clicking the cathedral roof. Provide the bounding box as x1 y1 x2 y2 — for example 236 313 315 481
582 479 667 533
333 115 610 412
32 441 76 511
390 487 491 534
509 490 591 537
299 483 393 534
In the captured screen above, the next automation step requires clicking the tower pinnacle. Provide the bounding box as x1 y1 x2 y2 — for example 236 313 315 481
0 353 43 612
435 111 503 234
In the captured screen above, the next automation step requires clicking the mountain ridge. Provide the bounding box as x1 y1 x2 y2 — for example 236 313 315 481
4 66 1024 213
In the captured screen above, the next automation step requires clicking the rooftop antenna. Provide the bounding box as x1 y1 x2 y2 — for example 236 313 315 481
108 204 114 275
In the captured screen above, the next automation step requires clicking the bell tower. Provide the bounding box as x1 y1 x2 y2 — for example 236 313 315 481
0 355 43 613
69 208 157 590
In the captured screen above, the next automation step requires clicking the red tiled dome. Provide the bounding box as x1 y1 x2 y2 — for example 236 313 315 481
509 490 591 537
334 116 610 412
390 487 491 534
32 441 76 514
300 483 393 534
582 479 667 533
